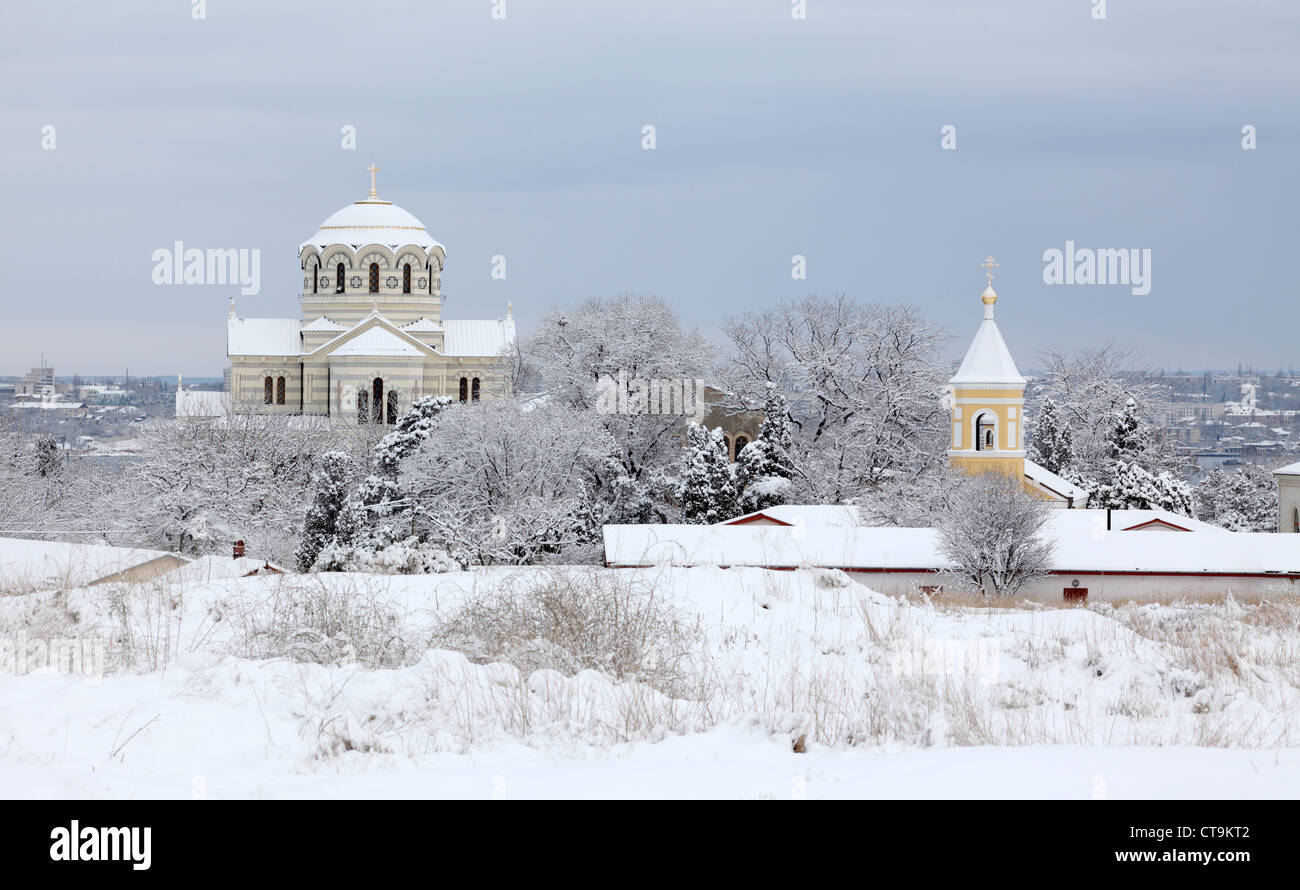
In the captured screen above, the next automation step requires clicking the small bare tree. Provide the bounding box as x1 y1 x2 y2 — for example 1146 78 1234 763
936 472 1056 597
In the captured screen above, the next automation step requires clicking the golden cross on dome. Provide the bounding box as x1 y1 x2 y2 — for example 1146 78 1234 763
367 162 379 198
980 256 999 285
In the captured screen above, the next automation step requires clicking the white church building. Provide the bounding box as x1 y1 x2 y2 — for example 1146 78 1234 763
217 166 514 425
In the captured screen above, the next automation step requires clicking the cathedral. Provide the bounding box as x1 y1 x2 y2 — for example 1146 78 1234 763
945 259 1089 508
224 166 514 425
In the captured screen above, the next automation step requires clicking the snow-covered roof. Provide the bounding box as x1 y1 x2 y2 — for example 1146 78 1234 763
228 317 301 356
1274 461 1300 477
1024 459 1089 503
950 320 1025 385
949 286 1026 386
722 505 861 527
329 325 425 357
402 316 444 332
0 537 175 590
301 316 347 333
603 521 1300 575
175 390 230 418
300 197 444 254
442 317 516 357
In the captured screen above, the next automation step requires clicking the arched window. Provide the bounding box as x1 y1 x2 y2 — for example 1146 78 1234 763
312 261 318 294
471 377 481 402
1293 507 1299 534
402 263 411 294
357 390 369 424
263 376 273 405
276 376 286 405
335 262 345 294
975 413 995 452
734 435 750 459
386 390 398 424
369 263 379 294
459 377 468 403
372 378 384 423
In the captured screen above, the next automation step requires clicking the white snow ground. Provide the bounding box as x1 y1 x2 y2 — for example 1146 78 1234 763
1 550 1298 799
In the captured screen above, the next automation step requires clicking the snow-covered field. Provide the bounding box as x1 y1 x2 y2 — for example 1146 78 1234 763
2 547 1299 799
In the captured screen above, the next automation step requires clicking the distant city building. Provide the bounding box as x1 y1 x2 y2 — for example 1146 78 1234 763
15 363 54 397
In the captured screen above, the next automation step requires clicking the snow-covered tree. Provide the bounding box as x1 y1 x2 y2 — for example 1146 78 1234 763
350 396 453 547
296 450 356 571
1027 397 1074 475
516 295 716 522
721 297 949 503
736 384 796 513
1090 460 1194 516
34 435 61 478
1028 344 1184 478
1107 398 1148 462
936 471 1056 597
91 413 321 561
1194 464 1278 532
680 423 739 524
399 399 620 566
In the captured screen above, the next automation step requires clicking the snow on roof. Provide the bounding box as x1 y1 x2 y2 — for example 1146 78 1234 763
402 316 444 332
175 390 230 418
1275 461 1300 476
300 198 444 254
330 324 425 357
949 316 1026 386
1024 459 1089 503
721 505 861 527
228 317 301 356
301 316 347 332
442 318 516 357
0 537 174 590
602 521 1300 575
1046 509 1228 535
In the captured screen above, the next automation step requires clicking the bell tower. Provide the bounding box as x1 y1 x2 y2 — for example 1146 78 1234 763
947 258 1027 479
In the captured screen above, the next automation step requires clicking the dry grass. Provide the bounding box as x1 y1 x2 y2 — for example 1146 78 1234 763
224 574 415 669
430 568 707 699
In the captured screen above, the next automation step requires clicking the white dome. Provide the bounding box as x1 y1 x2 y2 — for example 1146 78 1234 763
300 197 444 254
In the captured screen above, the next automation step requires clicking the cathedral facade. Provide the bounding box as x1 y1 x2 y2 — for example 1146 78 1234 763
225 168 514 425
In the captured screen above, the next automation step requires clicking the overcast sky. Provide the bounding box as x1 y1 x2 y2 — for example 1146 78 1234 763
1 0 1296 377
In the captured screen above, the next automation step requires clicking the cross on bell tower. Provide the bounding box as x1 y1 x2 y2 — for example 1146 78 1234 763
980 255 999 285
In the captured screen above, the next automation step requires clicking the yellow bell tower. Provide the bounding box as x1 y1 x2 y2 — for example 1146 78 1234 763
946 257 1027 479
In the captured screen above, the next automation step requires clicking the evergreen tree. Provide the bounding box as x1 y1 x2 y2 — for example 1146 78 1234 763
1194 465 1278 532
736 385 797 513
1028 398 1074 475
296 450 354 571
1091 460 1193 515
1107 397 1148 462
34 434 61 478
680 423 739 524
353 396 453 543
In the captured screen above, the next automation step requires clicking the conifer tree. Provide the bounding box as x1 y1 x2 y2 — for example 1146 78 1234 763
1028 398 1074 475
680 423 739 524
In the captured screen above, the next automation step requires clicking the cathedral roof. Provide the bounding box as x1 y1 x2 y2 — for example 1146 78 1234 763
227 317 301 356
329 324 426 357
442 317 516 357
949 284 1026 386
300 197 445 254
